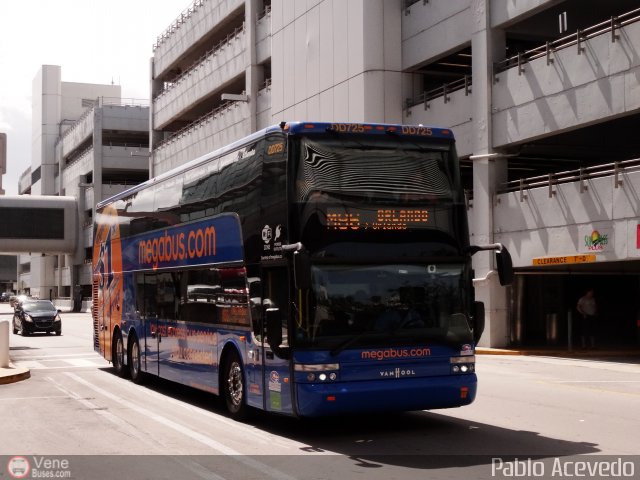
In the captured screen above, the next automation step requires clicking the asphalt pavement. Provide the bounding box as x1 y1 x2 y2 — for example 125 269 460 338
1 305 638 385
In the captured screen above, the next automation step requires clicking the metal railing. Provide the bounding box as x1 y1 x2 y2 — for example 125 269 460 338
153 24 246 101
498 158 640 201
494 7 640 74
57 97 148 145
153 0 206 51
153 101 240 151
403 0 427 14
257 4 271 22
64 146 93 169
405 75 472 109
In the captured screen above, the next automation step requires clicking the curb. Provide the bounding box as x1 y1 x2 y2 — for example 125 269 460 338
0 364 31 385
476 347 640 358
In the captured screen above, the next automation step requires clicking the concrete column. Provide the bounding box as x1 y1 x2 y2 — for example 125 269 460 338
470 0 510 347
92 108 103 209
149 57 163 178
245 0 259 132
0 321 9 368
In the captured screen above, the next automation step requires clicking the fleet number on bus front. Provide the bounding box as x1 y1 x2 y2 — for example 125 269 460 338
267 143 285 155
401 126 433 136
329 123 366 133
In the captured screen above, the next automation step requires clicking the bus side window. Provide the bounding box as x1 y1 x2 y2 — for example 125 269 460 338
262 268 289 348
178 268 218 323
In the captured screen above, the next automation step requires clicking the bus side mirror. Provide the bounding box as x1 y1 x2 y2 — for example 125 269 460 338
293 250 311 290
473 301 485 345
265 307 283 351
466 243 514 287
495 247 514 286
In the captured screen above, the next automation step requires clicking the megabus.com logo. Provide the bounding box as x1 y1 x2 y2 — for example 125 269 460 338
138 226 216 268
361 347 431 361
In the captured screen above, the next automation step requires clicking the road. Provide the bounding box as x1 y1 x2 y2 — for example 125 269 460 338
1 302 639 479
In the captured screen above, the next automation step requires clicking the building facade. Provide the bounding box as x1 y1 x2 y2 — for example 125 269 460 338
1 133 18 294
16 2 640 345
18 65 149 308
146 0 640 348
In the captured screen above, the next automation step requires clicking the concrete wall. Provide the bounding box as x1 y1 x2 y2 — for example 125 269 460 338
153 31 247 129
492 19 640 147
490 0 560 28
404 86 474 157
153 102 251 175
153 0 245 77
102 105 149 132
402 0 471 69
60 82 121 121
271 0 402 123
489 170 640 267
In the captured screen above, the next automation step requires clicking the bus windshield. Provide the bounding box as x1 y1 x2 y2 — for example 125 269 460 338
295 135 460 204
295 263 473 350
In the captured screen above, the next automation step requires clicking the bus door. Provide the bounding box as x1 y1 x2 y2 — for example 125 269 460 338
138 273 159 376
154 272 183 384
261 266 294 414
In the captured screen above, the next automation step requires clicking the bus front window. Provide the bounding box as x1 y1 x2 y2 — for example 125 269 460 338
295 264 472 349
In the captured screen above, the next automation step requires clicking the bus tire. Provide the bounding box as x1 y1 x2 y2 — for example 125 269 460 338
112 330 127 377
128 334 144 384
222 350 249 421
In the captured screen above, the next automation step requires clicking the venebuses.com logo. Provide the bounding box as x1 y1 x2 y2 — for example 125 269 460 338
7 456 71 479
7 457 30 479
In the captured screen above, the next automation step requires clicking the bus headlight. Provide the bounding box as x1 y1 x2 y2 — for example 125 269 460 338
295 363 340 382
450 356 475 374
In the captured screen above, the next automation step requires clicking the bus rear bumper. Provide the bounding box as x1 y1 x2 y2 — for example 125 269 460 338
295 374 477 417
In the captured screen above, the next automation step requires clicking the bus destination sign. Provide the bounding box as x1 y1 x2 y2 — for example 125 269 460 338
327 208 429 231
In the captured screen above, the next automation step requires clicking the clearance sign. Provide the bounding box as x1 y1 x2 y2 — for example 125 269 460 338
121 214 243 271
532 254 596 266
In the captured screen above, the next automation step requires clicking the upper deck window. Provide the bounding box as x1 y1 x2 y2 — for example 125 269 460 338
295 136 455 203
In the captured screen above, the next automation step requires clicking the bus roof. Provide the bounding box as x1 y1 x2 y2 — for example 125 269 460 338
96 121 455 209
283 121 455 140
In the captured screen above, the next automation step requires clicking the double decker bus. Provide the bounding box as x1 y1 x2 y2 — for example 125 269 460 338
92 121 512 419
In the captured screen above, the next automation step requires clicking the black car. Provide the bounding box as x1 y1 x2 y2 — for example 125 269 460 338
0 292 10 302
12 300 62 336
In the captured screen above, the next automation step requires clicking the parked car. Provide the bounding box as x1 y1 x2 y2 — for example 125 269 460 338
12 299 62 336
9 294 28 308
0 292 11 302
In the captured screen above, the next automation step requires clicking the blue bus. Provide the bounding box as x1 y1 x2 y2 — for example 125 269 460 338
92 121 512 419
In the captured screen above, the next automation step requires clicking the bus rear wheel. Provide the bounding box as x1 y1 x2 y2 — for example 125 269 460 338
112 330 127 377
223 351 249 421
128 335 144 384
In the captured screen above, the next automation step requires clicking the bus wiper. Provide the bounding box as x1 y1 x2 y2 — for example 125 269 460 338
330 330 374 357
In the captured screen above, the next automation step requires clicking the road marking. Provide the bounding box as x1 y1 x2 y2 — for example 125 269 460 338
12 355 108 370
45 376 165 453
65 372 299 480
114 371 300 450
552 380 640 383
0 395 68 401
11 353 101 360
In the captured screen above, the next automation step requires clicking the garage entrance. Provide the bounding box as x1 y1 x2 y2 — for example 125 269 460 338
510 263 640 348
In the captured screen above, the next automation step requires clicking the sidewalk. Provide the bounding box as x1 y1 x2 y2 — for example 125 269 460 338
477 346 640 360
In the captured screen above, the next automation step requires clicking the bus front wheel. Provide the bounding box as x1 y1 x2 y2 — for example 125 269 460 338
223 351 249 421
128 334 144 384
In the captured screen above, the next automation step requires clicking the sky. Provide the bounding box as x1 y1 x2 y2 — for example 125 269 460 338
0 0 188 195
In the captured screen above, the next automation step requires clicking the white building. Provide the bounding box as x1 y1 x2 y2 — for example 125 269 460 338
18 65 149 308
14 2 640 346
146 0 640 348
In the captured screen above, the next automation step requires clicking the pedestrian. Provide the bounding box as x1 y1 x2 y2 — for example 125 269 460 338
576 287 597 348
